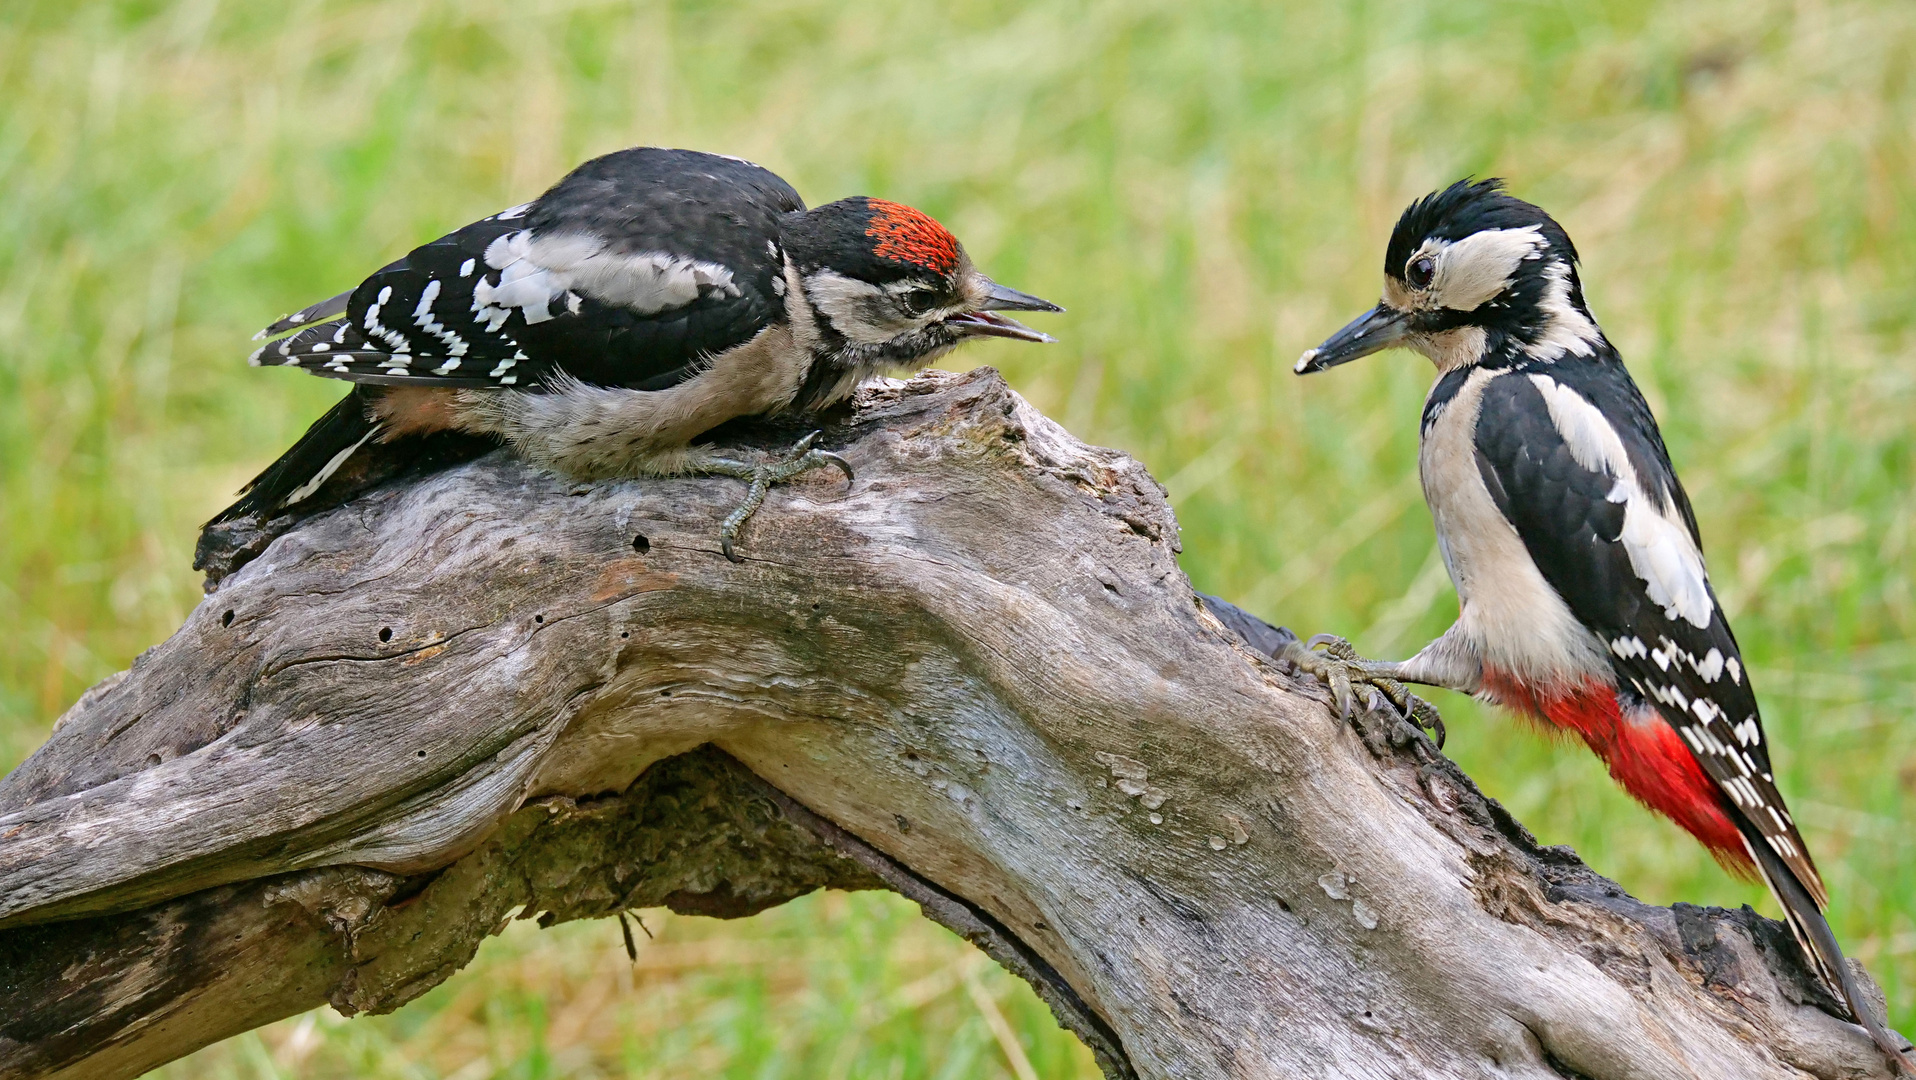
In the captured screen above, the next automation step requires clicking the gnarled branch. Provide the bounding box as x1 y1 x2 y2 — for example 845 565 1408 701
0 369 1901 1079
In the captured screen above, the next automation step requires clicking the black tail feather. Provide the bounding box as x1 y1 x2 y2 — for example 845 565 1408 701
1745 827 1915 1074
206 388 381 526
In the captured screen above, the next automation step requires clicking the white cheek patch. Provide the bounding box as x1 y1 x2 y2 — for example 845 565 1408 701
1523 259 1600 359
804 270 907 344
474 230 740 328
1529 374 1715 628
1429 226 1543 312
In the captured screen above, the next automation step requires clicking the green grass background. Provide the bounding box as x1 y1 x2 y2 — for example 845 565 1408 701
2 0 1913 1075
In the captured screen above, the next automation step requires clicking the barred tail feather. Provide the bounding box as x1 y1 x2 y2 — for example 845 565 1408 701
206 389 382 525
1744 829 1915 1073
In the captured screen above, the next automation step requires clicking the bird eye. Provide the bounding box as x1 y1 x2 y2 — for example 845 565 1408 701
901 288 941 316
1406 256 1436 289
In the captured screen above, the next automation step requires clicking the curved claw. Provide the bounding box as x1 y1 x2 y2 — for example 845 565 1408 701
818 451 854 485
1408 696 1446 748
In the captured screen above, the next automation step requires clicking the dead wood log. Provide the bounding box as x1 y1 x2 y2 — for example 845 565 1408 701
0 368 1903 1080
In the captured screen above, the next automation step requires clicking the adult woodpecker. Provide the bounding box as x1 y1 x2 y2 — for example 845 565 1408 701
1289 178 1912 1070
213 146 1061 556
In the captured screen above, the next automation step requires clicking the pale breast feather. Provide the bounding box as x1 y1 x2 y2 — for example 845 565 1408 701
1419 367 1611 685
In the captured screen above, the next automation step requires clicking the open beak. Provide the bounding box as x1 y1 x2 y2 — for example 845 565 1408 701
949 279 1063 343
1294 305 1411 374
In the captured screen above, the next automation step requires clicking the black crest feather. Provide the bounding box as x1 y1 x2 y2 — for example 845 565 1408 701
1385 178 1578 281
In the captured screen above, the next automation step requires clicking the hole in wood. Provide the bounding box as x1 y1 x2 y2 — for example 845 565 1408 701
633 534 650 554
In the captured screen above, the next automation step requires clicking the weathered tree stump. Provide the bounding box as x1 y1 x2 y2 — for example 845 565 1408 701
0 369 1902 1079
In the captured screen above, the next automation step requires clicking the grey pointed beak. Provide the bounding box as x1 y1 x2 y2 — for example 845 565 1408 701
948 279 1062 343
977 281 1064 313
1295 305 1411 374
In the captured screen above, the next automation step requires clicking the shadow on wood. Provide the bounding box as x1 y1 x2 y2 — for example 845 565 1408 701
0 369 1902 1079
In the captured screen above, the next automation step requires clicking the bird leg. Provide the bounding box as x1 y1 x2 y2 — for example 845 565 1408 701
1279 634 1447 751
685 431 854 561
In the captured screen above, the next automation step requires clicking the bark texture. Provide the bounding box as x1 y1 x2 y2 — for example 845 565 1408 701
0 368 1903 1080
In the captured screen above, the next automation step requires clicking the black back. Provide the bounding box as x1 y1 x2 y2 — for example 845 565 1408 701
252 147 805 392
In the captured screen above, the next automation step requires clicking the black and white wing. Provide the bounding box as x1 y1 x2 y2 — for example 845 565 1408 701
248 148 806 392
1471 362 1825 905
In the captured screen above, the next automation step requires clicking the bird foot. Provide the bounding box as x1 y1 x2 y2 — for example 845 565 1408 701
695 431 854 561
1279 633 1446 754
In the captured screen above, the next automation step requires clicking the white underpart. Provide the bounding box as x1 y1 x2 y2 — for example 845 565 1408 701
1405 326 1488 373
1528 374 1714 628
450 320 811 480
1523 260 1601 359
1418 367 1611 687
474 230 739 328
282 428 379 507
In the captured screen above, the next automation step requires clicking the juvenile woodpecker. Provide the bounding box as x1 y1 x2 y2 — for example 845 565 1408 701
1291 178 1911 1070
213 146 1061 556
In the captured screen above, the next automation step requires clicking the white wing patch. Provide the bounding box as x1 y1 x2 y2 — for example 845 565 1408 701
474 230 741 328
1529 374 1714 628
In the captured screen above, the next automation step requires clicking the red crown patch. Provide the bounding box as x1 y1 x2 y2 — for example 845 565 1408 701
865 199 961 274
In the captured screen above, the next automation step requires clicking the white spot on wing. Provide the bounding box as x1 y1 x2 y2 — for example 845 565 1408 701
363 285 413 354
412 279 470 356
1529 374 1714 628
